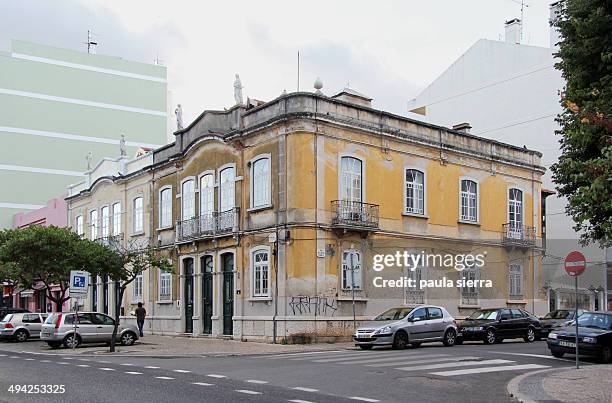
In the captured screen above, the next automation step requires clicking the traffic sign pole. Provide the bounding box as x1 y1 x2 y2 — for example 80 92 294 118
574 275 579 369
564 251 586 370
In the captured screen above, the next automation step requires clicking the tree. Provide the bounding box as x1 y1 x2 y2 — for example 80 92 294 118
0 225 120 311
551 0 612 247
97 239 172 352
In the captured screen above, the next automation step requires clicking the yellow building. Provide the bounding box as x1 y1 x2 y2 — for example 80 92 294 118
67 90 546 341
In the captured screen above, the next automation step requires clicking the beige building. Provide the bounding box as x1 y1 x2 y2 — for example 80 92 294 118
67 90 546 341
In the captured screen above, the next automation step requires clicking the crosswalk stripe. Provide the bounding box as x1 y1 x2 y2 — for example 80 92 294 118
335 353 451 365
431 364 550 376
235 389 262 395
397 359 513 371
365 356 481 368
349 397 380 402
290 352 365 361
292 387 318 392
267 350 345 359
193 382 213 386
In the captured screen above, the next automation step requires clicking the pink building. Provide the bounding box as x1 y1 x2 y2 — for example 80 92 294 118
6 196 69 312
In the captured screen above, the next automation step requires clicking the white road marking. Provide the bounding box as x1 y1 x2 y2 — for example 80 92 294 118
40 359 51 363
291 352 364 361
335 353 451 365
155 376 175 380
288 400 315 403
207 374 227 378
173 369 191 373
77 364 90 367
57 362 70 365
367 356 481 368
0 354 6 357
246 379 268 384
99 368 115 371
9 356 19 359
120 363 134 366
349 397 380 402
397 359 513 371
267 350 344 359
292 387 319 392
235 390 262 395
98 360 111 364
62 357 73 360
23 358 35 361
431 364 550 377
78 359 90 362
125 371 142 375
144 366 160 369
493 352 589 362
192 382 214 386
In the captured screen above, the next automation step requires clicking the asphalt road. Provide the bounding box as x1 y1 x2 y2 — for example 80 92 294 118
0 340 599 403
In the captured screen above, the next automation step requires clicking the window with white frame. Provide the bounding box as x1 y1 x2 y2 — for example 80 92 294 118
159 269 172 300
252 248 270 297
460 179 478 222
133 274 143 301
89 210 98 240
200 174 214 216
508 188 523 229
342 250 362 290
100 206 110 237
460 262 479 304
340 156 362 202
133 197 144 233
251 157 271 208
159 187 172 228
405 169 425 215
219 167 235 212
112 202 121 236
75 215 84 237
509 264 523 297
181 179 196 220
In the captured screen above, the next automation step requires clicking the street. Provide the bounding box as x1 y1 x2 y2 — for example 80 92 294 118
0 340 598 402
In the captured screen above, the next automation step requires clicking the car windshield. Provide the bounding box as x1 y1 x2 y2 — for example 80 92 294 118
467 310 498 320
576 313 612 330
374 307 414 321
544 310 572 319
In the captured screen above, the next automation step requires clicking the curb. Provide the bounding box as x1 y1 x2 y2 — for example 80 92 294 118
507 367 561 403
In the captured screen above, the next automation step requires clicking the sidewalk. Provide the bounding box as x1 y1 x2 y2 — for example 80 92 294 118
0 335 355 357
508 364 612 403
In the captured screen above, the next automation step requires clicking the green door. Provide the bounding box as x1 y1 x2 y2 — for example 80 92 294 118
201 255 213 335
221 253 234 336
184 258 194 333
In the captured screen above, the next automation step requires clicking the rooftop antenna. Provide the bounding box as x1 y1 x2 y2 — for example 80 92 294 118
86 30 98 54
154 52 164 66
297 51 300 92
508 0 530 43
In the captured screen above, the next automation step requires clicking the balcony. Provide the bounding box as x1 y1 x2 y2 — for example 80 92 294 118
95 234 123 250
405 289 425 304
502 224 536 248
331 200 379 230
176 208 239 243
460 291 479 306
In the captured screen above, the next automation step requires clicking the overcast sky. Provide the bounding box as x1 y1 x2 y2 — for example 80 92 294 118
1 0 554 124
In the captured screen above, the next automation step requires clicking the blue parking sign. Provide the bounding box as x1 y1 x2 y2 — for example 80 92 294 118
73 276 86 288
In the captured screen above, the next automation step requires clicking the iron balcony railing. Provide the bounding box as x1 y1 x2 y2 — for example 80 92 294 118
95 234 123 250
176 208 239 242
405 289 425 304
460 291 479 306
331 200 379 229
502 223 536 247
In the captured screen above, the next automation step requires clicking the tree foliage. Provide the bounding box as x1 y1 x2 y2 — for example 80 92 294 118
551 0 612 246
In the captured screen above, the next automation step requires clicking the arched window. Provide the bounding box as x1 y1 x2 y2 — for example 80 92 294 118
251 248 270 297
181 179 195 220
340 156 362 202
100 206 110 237
251 157 271 208
112 202 121 236
508 188 523 230
460 179 478 222
159 187 172 228
405 169 425 215
219 167 235 212
89 210 98 240
133 196 144 233
199 174 214 217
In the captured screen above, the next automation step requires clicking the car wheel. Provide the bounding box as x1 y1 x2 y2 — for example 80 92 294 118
411 342 422 348
120 331 136 346
392 331 408 349
524 327 535 343
14 329 29 343
494 337 504 344
443 329 456 347
47 341 61 349
63 334 81 349
551 349 564 358
358 345 373 350
600 346 612 363
484 329 496 344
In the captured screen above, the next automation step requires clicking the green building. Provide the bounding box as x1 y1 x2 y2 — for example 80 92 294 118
0 39 168 228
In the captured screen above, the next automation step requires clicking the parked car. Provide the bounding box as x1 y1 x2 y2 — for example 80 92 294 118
540 309 585 338
456 308 541 344
40 312 139 349
0 307 30 322
547 311 612 363
353 305 458 350
0 313 48 342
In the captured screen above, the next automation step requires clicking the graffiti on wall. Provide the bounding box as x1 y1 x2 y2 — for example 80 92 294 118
288 296 338 316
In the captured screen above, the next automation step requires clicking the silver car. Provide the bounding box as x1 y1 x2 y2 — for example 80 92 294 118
0 313 48 342
40 312 139 349
353 305 458 350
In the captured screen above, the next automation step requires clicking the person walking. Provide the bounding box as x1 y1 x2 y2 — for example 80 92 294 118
135 302 146 337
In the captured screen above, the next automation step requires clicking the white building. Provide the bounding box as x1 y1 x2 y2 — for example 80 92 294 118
407 3 609 312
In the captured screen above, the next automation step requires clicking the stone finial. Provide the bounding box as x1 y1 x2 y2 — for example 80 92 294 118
314 77 323 94
119 134 127 156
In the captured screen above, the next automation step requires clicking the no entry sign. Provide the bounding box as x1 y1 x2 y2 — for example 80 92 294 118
564 251 586 276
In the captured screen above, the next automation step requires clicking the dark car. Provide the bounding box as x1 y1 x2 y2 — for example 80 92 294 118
547 311 612 363
456 308 541 344
540 309 584 338
0 307 30 322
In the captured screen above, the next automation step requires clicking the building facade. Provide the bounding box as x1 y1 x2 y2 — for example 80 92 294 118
0 39 168 228
67 91 545 341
